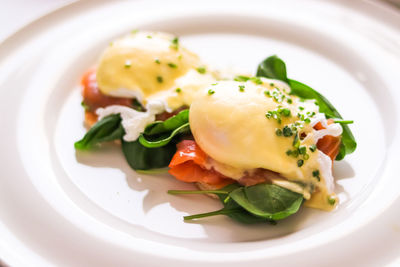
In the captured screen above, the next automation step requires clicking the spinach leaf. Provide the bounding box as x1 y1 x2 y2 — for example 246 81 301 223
139 123 190 148
256 55 357 160
173 183 270 224
256 55 288 82
74 114 124 150
217 184 272 224
121 139 176 170
144 109 189 135
169 183 302 224
288 80 356 159
139 109 190 148
229 184 303 220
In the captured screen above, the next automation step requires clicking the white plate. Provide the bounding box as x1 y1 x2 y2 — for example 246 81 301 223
1 0 400 266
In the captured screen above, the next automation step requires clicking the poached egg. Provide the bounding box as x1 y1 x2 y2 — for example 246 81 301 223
96 31 216 111
189 79 342 210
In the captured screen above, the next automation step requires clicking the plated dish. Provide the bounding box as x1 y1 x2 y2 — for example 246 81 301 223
75 30 356 224
2 0 400 266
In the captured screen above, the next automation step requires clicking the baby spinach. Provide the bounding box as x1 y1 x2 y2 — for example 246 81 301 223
139 109 190 148
229 184 303 220
139 123 190 148
256 55 356 160
121 139 176 170
74 114 124 150
144 109 189 135
256 55 288 82
168 183 303 224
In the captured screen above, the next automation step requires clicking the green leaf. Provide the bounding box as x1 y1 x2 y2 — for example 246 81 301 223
144 109 189 135
172 183 292 224
74 114 124 150
256 55 357 160
256 55 288 82
138 109 190 148
121 139 176 170
139 122 190 148
218 184 272 224
288 79 357 159
229 184 303 220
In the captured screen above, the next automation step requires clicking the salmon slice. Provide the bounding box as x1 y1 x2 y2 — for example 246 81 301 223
168 140 234 188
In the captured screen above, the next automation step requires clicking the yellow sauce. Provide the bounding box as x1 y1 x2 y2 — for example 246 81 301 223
189 80 338 210
96 31 215 110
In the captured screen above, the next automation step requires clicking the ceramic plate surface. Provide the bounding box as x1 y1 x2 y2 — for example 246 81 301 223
1 0 400 266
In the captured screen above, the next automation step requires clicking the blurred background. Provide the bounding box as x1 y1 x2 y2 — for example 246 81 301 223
0 0 399 42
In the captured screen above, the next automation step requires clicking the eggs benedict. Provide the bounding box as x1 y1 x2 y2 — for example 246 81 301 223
81 30 216 131
76 36 356 221
169 79 343 211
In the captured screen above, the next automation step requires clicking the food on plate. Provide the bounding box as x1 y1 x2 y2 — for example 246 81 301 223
75 32 356 224
80 30 215 129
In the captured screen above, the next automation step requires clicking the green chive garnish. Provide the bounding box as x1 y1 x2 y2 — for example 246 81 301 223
196 66 206 74
168 62 177 68
309 144 317 152
327 196 336 206
283 126 293 137
297 159 304 167
124 60 131 68
333 119 354 124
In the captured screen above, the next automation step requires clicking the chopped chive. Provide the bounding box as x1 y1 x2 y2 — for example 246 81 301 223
304 118 311 124
309 144 317 152
333 119 354 124
146 35 152 39
170 37 179 50
287 98 293 104
303 153 310 160
250 77 263 85
299 106 304 111
234 75 250 82
154 58 161 64
298 146 306 155
286 149 292 156
156 76 163 83
312 170 320 181
208 89 215 95
269 82 275 87
282 126 293 137
327 196 336 206
297 159 304 167
81 101 89 111
211 83 218 86
196 66 206 74
124 60 132 68
281 108 291 117
293 133 300 148
275 128 283 136
168 62 177 68
238 85 245 92
175 88 182 93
